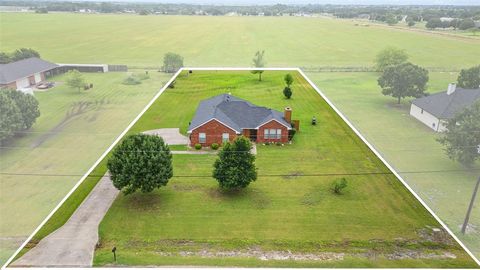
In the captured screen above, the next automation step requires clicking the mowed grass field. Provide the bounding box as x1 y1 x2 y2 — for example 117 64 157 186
93 71 476 267
306 72 480 258
0 71 171 264
1 12 480 265
1 13 479 69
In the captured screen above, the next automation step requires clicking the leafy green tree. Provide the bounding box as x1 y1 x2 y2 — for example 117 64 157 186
284 73 293 87
375 47 408 71
437 101 480 167
378 62 429 104
66 70 85 92
0 91 22 144
6 89 40 130
283 73 294 99
11 48 40 61
0 52 11 64
108 134 173 195
213 136 257 190
459 19 475 30
162 52 184 73
426 18 442 29
251 50 266 81
457 65 480 89
407 20 415 27
385 14 398 25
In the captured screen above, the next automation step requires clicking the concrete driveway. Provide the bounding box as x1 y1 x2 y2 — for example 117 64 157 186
12 174 119 267
142 128 188 145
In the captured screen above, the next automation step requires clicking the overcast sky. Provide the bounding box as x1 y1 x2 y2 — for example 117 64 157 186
62 0 480 5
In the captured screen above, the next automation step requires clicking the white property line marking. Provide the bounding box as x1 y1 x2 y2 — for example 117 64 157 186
3 67 479 269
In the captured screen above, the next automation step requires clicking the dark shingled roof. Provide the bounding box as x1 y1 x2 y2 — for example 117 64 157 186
0 57 58 84
412 88 480 119
188 94 292 133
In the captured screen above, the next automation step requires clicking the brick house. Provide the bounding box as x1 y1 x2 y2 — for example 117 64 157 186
0 57 58 90
188 94 296 147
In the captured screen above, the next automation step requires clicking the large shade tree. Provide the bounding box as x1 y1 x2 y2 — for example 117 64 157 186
162 52 184 73
66 70 85 93
378 62 429 104
0 89 40 144
437 101 480 167
108 134 173 195
457 65 480 89
213 136 257 190
375 47 409 71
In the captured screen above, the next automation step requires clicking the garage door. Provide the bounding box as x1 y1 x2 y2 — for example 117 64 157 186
34 73 42 83
16 77 30 88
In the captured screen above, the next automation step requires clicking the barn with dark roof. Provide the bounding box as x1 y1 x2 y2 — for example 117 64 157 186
188 94 296 146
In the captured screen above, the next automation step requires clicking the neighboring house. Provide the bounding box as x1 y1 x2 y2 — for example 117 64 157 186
410 83 480 132
0 57 58 90
188 94 297 146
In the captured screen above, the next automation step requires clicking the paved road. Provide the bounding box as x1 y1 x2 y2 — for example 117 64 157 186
12 174 119 267
142 128 189 145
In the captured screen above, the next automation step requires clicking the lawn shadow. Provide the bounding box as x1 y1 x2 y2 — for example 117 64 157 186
124 192 162 211
207 187 271 209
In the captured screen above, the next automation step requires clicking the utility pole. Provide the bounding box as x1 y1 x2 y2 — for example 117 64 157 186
461 175 480 234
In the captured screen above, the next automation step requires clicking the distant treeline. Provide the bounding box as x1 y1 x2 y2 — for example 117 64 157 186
1 1 479 22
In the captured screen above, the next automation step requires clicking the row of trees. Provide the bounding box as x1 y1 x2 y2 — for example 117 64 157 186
108 135 257 195
5 1 479 19
0 48 40 64
0 89 40 144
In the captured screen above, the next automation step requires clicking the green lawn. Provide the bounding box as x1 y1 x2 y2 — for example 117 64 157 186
0 71 171 265
306 71 480 260
92 71 476 267
1 11 480 266
1 13 479 69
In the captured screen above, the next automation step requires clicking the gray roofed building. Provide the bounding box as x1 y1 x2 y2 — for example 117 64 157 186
410 83 480 132
412 87 480 119
0 57 58 88
188 94 291 133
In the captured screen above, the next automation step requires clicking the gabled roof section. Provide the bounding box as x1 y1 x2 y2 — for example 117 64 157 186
0 57 58 84
412 88 480 119
188 94 291 132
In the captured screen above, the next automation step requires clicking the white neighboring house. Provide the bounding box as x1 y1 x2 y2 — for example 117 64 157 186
410 83 480 132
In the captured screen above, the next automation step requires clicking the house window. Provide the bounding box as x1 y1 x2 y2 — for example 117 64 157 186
264 129 281 139
199 133 206 143
222 133 229 143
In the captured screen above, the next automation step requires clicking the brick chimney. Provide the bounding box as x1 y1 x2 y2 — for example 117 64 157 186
284 107 292 124
447 83 456 95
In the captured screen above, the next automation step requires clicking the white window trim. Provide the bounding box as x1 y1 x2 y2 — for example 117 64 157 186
199 132 206 143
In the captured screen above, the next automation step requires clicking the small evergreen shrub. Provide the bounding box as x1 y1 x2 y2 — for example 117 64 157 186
332 178 348 195
123 76 141 85
283 87 292 99
211 143 219 150
276 142 282 146
194 143 202 150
